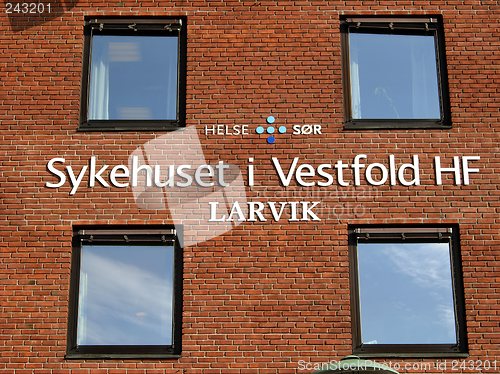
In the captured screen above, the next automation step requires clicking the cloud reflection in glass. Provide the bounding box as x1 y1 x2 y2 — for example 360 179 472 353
77 244 174 346
357 242 457 345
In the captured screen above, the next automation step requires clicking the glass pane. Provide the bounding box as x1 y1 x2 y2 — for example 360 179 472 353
357 242 457 345
88 35 178 120
349 32 440 120
77 244 174 346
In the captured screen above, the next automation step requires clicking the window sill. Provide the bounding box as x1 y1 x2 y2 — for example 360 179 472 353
78 120 183 132
353 352 469 359
344 119 451 130
353 344 468 359
65 353 181 360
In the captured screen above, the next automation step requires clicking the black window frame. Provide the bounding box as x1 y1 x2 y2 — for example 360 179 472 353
66 226 183 359
341 16 451 130
349 225 468 357
79 17 187 131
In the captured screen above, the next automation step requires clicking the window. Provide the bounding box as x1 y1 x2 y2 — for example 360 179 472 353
79 18 186 131
341 17 451 129
349 226 467 356
66 227 182 358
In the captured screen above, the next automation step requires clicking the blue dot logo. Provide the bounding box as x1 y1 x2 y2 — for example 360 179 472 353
256 116 286 144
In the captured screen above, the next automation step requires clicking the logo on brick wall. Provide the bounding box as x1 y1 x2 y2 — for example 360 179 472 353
204 114 322 142
255 116 287 144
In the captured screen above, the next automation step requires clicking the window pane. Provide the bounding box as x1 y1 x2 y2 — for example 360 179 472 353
349 33 440 120
88 35 178 120
357 242 457 345
77 244 174 346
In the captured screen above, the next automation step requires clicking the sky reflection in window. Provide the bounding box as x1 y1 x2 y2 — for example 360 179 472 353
349 33 441 120
357 242 457 345
88 35 178 121
77 244 174 346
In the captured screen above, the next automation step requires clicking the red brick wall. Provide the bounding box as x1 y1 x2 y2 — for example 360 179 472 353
1 1 499 373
